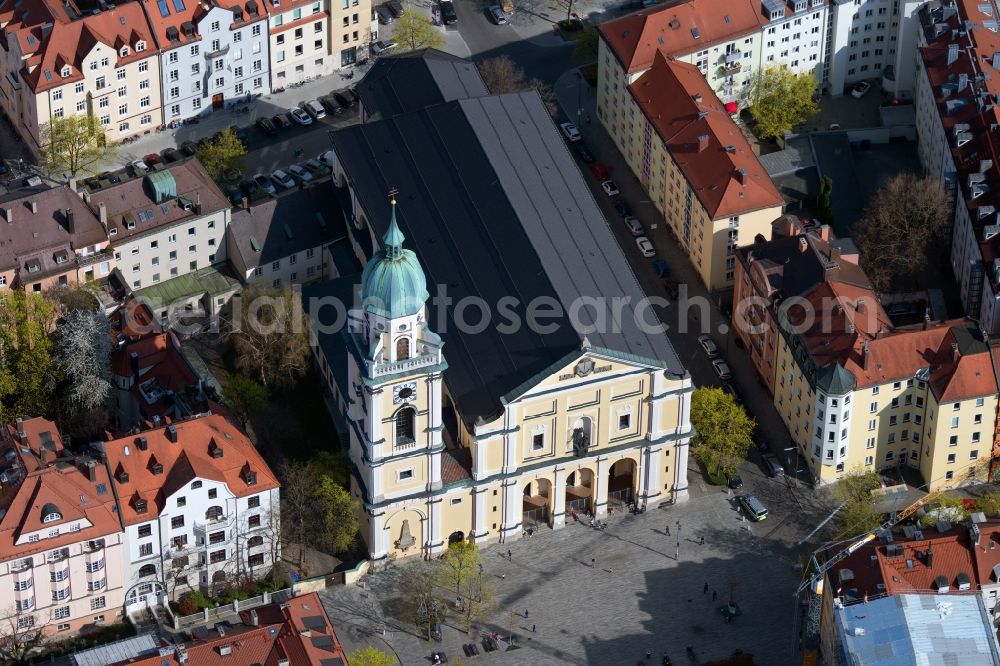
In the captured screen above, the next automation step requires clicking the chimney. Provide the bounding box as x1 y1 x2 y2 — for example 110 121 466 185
65 208 74 234
30 200 37 214
735 167 747 185
926 545 934 568
4 208 12 223
798 236 808 252
697 134 710 152
166 423 178 443
67 176 77 192
250 609 258 626
924 308 931 329
861 340 870 370
195 193 202 216
242 197 250 211
693 93 702 103
129 351 139 378
830 247 841 263
948 42 959 65
952 342 960 363
15 417 24 440
84 459 97 482
97 202 107 226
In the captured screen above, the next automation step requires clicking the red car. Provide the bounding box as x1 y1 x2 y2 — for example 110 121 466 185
589 162 609 180
144 153 162 166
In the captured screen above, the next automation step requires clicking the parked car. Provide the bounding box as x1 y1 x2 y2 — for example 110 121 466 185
318 150 335 168
440 0 457 24
273 113 293 130
576 143 594 163
726 474 743 490
374 4 394 23
143 153 162 166
851 81 872 98
589 162 609 180
303 159 331 178
559 122 581 142
256 116 277 135
711 358 732 380
253 174 277 195
320 95 344 115
722 381 742 404
601 179 620 196
290 108 313 125
222 167 242 183
652 259 670 278
234 129 250 145
754 436 769 453
225 184 243 207
738 494 768 521
180 140 198 156
239 179 262 199
99 171 121 184
697 335 719 358
762 453 785 478
334 91 355 109
130 159 149 174
288 164 314 183
161 148 183 163
635 236 655 257
614 199 631 216
302 100 327 119
623 215 643 236
372 39 397 56
489 5 507 23
386 0 405 16
271 169 296 189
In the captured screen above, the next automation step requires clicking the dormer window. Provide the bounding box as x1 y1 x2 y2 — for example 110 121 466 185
135 498 147 513
135 41 146 52
120 46 130 57
61 66 70 77
41 504 62 523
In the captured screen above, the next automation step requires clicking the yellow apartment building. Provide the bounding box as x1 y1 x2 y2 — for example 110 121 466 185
597 50 783 292
771 277 998 488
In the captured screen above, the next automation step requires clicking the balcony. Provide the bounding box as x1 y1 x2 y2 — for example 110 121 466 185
205 44 230 59
78 249 113 269
369 351 440 378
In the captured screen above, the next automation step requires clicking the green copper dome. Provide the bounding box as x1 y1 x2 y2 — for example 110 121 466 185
360 202 429 319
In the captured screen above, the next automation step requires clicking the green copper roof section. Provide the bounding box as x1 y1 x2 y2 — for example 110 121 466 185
360 199 429 318
145 169 177 203
815 363 857 395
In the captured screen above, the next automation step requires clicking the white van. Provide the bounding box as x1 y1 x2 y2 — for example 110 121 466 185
304 100 326 119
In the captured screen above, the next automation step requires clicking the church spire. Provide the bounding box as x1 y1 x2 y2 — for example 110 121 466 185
383 188 405 260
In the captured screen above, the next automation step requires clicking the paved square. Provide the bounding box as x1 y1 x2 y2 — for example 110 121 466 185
319 478 805 666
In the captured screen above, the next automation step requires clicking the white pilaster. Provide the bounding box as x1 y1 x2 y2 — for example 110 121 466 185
370 511 388 563
673 441 690 503
429 450 442 490
594 456 609 517
552 467 567 529
503 404 519 475
368 387 384 461
428 374 443 449
641 446 662 506
499 478 522 542
426 498 444 557
649 370 667 439
470 487 489 542
368 463 384 502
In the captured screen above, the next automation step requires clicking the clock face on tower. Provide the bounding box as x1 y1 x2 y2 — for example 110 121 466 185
393 382 417 404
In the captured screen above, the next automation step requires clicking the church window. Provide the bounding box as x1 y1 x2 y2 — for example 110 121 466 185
396 337 410 360
395 407 415 445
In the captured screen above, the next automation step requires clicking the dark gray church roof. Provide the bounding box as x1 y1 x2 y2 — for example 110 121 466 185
356 48 489 121
328 89 684 425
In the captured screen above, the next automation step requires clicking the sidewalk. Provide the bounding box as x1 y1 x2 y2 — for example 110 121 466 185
551 67 800 482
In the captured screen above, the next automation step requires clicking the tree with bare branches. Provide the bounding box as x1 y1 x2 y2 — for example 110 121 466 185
55 308 113 413
279 460 320 570
476 56 557 116
226 284 310 389
0 606 42 664
852 174 950 292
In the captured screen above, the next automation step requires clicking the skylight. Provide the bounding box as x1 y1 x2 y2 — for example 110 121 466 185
157 0 170 17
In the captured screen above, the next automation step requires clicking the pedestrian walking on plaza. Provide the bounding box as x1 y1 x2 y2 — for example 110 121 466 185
713 590 718 602
665 525 670 536
700 536 705 546
591 557 597 568
507 549 512 561
532 624 536 633
703 583 709 594
525 609 529 618
501 573 506 580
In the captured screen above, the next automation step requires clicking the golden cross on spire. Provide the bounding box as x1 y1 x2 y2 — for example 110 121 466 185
388 186 399 205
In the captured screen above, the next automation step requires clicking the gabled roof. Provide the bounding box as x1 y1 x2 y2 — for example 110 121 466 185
327 87 684 427
357 48 490 120
599 0 764 73
102 413 279 525
815 363 856 394
628 53 783 219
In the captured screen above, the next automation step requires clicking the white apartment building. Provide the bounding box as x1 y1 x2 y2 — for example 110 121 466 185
0 2 163 154
142 0 270 122
86 159 232 295
265 0 374 86
98 415 281 612
759 0 829 82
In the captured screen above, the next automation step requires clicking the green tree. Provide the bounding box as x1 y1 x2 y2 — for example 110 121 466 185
393 13 445 52
315 475 360 554
748 65 819 140
40 115 118 175
348 645 396 666
0 292 58 421
196 127 247 181
975 492 1000 517
832 468 882 539
852 174 949 291
436 541 480 599
571 27 599 65
689 387 754 478
815 175 834 227
223 371 268 429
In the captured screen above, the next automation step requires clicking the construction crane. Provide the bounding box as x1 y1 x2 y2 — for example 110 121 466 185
795 453 992 646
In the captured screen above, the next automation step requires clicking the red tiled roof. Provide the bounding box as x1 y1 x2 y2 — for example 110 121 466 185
102 413 279 525
628 53 783 218
599 0 764 73
109 296 164 344
0 419 120 562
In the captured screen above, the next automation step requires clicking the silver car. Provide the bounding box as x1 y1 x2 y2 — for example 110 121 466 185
271 169 295 189
489 5 507 23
